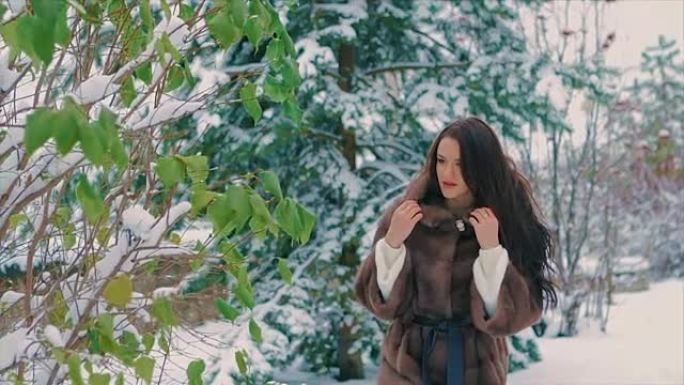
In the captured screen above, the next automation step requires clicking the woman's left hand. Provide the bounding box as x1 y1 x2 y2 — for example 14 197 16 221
469 207 500 249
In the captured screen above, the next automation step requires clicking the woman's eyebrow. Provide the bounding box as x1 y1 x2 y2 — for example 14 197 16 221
437 154 460 161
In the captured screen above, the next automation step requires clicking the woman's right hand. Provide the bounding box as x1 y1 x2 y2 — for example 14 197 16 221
385 200 423 248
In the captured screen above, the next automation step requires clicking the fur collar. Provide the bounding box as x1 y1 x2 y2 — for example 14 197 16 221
401 173 476 234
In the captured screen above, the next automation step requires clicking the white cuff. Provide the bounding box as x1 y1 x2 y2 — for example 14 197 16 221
374 237 407 301
472 245 509 317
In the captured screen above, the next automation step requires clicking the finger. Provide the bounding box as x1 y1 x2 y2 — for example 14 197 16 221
407 207 422 218
411 212 423 223
469 213 480 225
470 211 484 224
398 201 412 212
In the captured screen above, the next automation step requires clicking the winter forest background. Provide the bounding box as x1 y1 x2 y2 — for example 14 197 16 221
0 0 682 384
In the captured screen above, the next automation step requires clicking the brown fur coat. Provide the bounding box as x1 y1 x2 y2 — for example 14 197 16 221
354 176 543 384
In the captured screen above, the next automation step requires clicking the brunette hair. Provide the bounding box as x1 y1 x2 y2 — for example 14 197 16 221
417 116 559 311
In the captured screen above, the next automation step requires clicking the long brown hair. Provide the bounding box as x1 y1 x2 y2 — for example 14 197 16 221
419 117 559 311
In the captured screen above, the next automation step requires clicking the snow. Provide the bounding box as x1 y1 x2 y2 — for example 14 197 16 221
122 204 156 239
0 290 24 307
195 112 221 136
130 100 204 130
71 75 120 105
510 279 684 384
0 125 23 155
0 59 20 92
269 279 684 385
6 0 26 16
535 65 568 110
160 16 191 49
0 327 30 371
43 325 63 347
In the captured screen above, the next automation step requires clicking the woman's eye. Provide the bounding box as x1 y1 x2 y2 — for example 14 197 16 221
437 159 445 164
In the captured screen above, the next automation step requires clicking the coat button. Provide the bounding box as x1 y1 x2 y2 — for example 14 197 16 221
455 219 465 232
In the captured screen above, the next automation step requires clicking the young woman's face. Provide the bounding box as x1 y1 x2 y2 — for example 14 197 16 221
436 137 470 199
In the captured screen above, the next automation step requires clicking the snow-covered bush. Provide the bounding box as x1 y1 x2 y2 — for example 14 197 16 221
0 1 313 384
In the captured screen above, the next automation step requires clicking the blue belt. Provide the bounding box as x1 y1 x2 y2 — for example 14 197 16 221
414 315 471 385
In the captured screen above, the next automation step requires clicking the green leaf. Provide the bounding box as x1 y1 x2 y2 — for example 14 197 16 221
187 359 205 385
53 110 79 155
103 274 133 308
277 258 293 286
249 0 271 31
296 203 316 244
140 0 154 32
191 189 218 216
234 350 248 375
244 15 262 48
281 57 301 89
283 96 303 123
134 356 155 385
234 282 255 309
259 170 283 200
179 4 195 23
89 373 111 385
207 186 253 236
150 297 178 327
31 0 59 65
240 81 261 123
264 74 290 102
63 224 76 249
247 193 271 236
229 0 248 27
160 33 182 62
118 330 141 365
214 298 239 321
156 156 186 187
158 333 169 354
206 11 240 49
47 289 68 327
265 38 283 63
54 1 70 46
76 175 106 224
248 318 262 344
177 155 208 185
67 354 84 385
142 333 154 353
159 0 172 20
25 108 54 155
220 241 245 264
120 76 136 107
274 198 316 244
164 65 185 92
9 213 28 229
182 59 197 88
135 62 152 84
80 121 106 165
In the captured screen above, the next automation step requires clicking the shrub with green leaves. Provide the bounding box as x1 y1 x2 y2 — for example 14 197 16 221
0 1 311 384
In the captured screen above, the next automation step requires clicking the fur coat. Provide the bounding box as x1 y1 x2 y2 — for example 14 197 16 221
353 175 543 385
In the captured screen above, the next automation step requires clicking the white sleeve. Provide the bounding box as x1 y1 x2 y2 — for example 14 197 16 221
374 237 407 301
472 245 510 317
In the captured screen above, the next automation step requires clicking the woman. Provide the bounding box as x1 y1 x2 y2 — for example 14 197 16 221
354 117 559 385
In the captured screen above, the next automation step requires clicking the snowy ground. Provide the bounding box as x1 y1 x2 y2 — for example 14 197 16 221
274 279 684 385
